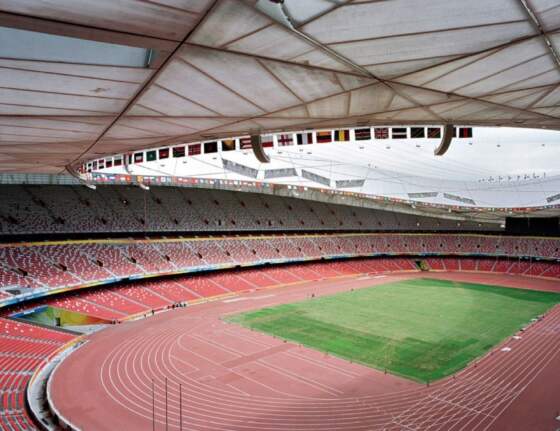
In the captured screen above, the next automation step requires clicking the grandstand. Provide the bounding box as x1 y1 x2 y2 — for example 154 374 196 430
1 187 560 431
1 0 560 430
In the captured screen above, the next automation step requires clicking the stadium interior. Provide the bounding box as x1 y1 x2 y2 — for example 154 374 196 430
0 1 560 430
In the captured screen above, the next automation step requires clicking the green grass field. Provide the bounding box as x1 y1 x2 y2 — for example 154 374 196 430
225 278 560 382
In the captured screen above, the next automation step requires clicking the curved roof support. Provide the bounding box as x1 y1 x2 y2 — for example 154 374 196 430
434 124 454 156
65 164 96 190
251 134 271 163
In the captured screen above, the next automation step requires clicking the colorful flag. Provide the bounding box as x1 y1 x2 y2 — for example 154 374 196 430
172 146 185 158
134 152 144 163
146 150 157 161
458 127 472 138
158 148 169 159
277 133 293 146
240 136 252 149
354 128 371 140
296 132 313 145
374 128 389 139
334 129 349 142
114 157 123 167
105 159 113 168
427 127 441 138
410 127 425 138
391 127 407 139
262 135 274 148
98 159 105 169
188 143 201 156
222 139 235 151
316 131 332 143
204 141 218 153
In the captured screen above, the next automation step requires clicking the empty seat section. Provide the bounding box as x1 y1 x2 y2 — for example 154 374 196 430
179 275 230 298
144 280 199 302
0 318 76 430
113 285 171 309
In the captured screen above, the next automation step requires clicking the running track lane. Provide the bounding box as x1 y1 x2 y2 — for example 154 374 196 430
50 272 560 431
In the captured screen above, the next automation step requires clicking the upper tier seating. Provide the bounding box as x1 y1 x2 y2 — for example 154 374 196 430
0 185 491 236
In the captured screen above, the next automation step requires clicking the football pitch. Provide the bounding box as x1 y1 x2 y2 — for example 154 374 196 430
225 278 560 382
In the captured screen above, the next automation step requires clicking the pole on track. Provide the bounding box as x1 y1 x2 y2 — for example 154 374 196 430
165 376 168 431
179 383 183 431
152 378 155 431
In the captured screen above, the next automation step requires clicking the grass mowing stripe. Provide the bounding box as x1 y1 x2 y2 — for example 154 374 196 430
224 278 560 383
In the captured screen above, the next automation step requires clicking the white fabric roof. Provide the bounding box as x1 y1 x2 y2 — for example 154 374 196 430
1 0 560 173
97 126 560 209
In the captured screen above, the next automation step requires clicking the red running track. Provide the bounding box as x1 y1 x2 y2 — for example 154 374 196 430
50 272 560 431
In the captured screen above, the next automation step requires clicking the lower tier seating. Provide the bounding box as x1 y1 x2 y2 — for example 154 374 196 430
19 256 557 322
0 319 75 430
1 255 560 430
1 234 560 303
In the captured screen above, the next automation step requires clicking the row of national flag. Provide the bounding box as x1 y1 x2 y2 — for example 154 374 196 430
81 126 472 173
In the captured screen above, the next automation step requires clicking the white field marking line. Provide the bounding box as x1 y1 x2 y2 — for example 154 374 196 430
175 334 223 367
426 399 520 431
282 350 362 379
444 310 560 424
229 367 333 403
223 294 275 303
87 322 422 414
171 334 428 426
132 329 299 429
425 311 560 431
430 366 534 429
256 358 344 396
165 323 421 410
471 342 560 431
415 409 492 431
429 394 495 418
101 326 344 430
420 384 518 429
222 298 247 303
70 324 414 428
213 328 291 358
386 417 418 431
121 326 229 424
99 335 159 423
96 290 556 428
226 383 250 396
417 372 515 421
387 313 560 429
399 406 476 431
436 375 520 417
221 327 277 349
169 352 200 373
197 374 217 381
398 399 498 430
425 310 560 403
164 332 354 410
411 332 556 431
187 333 243 358
166 341 422 422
